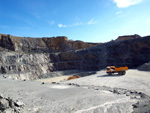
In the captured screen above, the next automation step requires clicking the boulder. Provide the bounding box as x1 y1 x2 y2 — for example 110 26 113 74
0 95 24 112
14 100 25 108
0 99 9 111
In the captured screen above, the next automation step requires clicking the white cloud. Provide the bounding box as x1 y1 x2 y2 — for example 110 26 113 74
72 22 83 26
58 22 82 28
48 20 55 25
58 18 97 28
116 11 122 15
113 0 143 8
58 24 67 28
88 18 96 25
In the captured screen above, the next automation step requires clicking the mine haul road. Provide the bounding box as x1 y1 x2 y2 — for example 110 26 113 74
0 69 150 113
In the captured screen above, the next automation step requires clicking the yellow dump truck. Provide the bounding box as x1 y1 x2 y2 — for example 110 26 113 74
106 66 128 75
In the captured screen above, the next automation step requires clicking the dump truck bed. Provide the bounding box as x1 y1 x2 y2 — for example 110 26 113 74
115 66 128 72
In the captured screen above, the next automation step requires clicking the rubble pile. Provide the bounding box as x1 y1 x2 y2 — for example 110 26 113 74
0 94 24 113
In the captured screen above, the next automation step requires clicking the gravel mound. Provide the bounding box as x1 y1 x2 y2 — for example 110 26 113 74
138 62 150 71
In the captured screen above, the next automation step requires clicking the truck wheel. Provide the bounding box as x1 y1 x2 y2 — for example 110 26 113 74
122 71 126 75
108 72 112 75
118 71 122 75
118 71 126 75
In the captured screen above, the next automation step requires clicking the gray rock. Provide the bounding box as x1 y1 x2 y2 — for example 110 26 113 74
0 99 9 111
15 100 25 108
7 97 15 108
138 62 150 71
3 108 14 113
0 94 3 99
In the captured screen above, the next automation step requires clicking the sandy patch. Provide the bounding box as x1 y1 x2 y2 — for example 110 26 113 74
37 76 70 83
49 84 72 89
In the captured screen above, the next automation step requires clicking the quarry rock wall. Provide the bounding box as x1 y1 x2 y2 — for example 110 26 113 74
0 33 150 80
0 34 98 53
0 52 53 80
50 36 150 71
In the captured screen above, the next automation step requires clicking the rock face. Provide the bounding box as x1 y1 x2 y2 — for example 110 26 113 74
0 34 99 80
0 52 54 80
0 33 150 79
116 34 141 41
50 35 150 71
0 34 98 53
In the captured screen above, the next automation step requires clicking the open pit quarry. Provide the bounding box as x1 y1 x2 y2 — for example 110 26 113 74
0 34 150 113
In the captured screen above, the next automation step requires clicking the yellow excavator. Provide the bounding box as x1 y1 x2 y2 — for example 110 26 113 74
106 66 128 75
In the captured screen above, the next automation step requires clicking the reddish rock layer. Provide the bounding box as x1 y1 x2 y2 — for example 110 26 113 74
0 34 99 53
116 34 141 41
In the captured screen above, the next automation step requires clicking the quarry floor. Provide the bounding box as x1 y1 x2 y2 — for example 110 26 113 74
0 69 150 113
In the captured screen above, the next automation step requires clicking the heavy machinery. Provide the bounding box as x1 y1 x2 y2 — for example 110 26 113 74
106 66 128 75
67 75 80 80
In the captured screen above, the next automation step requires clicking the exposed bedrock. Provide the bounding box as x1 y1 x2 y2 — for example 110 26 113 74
0 34 98 53
0 34 150 79
0 52 54 80
51 35 150 71
116 34 141 41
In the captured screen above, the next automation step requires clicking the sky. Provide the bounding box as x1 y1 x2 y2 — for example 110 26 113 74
0 0 150 42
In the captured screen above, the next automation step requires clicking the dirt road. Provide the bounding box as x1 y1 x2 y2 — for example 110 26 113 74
64 69 150 96
0 69 150 113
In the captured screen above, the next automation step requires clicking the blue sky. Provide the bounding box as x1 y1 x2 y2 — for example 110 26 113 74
0 0 150 42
